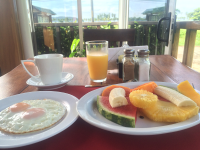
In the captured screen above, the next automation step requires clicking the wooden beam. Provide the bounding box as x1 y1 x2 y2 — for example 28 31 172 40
34 21 158 27
77 0 83 50
70 26 74 40
129 21 157 25
171 28 180 59
0 0 24 75
43 27 49 54
118 0 129 29
56 26 61 53
177 21 200 30
182 29 197 67
16 0 34 59
90 0 94 22
28 0 38 56
143 25 149 45
33 21 199 30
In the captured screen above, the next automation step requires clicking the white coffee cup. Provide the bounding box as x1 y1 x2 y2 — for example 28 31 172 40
21 54 63 85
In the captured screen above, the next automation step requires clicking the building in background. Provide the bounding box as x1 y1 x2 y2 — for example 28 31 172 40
32 5 56 23
142 7 165 21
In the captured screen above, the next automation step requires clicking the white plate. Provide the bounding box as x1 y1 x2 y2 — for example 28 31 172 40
26 72 74 90
0 91 78 148
77 82 200 135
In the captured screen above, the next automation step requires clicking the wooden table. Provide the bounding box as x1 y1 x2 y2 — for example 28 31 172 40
0 53 200 100
1 47 200 150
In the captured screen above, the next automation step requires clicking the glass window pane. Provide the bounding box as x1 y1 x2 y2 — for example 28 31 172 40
176 0 200 72
129 0 167 21
82 0 92 22
31 0 80 57
176 0 200 21
93 0 119 22
32 0 78 23
82 0 119 22
128 0 169 55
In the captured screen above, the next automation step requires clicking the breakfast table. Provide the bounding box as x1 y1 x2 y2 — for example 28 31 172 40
0 46 200 150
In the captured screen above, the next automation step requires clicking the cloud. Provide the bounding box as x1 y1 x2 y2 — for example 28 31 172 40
32 0 57 1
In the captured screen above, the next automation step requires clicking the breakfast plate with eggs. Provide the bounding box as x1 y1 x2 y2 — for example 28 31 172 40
0 91 78 148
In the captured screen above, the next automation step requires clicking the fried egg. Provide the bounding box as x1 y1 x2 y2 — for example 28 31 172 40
0 99 66 134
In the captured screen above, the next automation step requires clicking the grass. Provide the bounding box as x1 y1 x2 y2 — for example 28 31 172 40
179 29 200 46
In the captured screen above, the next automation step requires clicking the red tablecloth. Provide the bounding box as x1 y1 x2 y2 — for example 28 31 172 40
10 86 200 150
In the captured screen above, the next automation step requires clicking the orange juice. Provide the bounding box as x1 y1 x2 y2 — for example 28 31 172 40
87 52 108 81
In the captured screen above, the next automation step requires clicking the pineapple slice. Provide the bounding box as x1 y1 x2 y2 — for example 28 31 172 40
140 100 199 122
129 90 158 109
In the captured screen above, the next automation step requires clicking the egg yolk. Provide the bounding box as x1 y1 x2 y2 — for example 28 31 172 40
9 102 30 112
21 108 45 119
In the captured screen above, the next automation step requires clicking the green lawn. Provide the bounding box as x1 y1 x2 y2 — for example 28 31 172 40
179 29 200 46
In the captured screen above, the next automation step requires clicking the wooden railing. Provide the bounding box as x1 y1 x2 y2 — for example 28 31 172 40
35 21 200 62
34 21 158 27
34 22 121 54
34 21 158 55
172 21 200 67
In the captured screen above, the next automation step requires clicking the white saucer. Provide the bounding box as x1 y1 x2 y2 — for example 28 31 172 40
26 72 74 90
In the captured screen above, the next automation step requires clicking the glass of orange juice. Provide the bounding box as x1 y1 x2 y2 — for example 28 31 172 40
86 40 108 82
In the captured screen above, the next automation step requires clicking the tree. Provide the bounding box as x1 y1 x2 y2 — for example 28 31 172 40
187 8 200 21
175 9 181 15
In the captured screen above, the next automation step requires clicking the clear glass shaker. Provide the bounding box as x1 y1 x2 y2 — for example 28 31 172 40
122 48 135 82
135 49 150 81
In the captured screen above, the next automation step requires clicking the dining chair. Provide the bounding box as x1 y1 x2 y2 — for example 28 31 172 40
84 29 135 48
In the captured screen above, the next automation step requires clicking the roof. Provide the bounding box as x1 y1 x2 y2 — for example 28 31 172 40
142 7 165 15
33 5 56 15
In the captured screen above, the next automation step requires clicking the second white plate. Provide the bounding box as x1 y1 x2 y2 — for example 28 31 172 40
0 91 78 148
77 82 200 135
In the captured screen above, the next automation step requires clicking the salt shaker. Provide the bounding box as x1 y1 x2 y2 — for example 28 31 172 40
122 48 135 82
135 49 150 81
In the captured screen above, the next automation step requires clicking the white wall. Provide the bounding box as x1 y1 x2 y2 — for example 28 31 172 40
16 0 34 59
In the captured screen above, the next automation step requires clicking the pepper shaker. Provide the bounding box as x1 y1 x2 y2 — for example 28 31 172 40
122 48 135 82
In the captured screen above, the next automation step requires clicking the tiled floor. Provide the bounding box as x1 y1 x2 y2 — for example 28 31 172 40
177 46 200 73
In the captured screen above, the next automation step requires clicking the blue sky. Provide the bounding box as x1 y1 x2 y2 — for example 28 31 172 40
176 0 200 20
32 0 200 20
